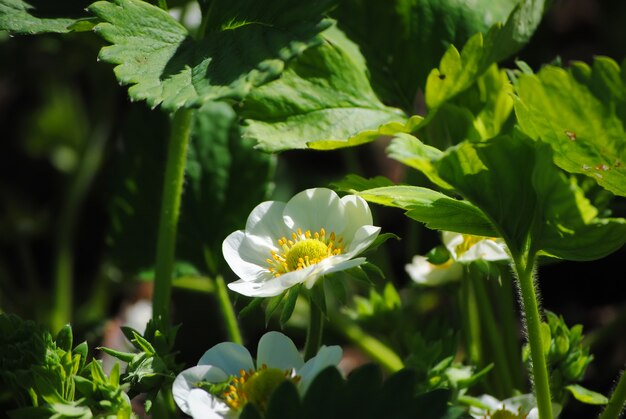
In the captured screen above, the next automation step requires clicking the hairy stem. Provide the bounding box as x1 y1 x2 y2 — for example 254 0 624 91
152 109 193 324
599 367 626 419
514 254 553 419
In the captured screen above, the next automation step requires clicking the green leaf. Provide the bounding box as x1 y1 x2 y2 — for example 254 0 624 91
241 39 411 152
386 133 453 190
55 324 73 353
330 174 395 194
434 133 626 261
179 101 275 275
417 64 516 149
354 185 496 237
331 0 520 112
265 381 301 419
565 384 608 405
106 102 274 277
0 0 88 34
98 347 135 363
301 367 345 418
425 0 546 109
515 56 626 196
89 0 334 111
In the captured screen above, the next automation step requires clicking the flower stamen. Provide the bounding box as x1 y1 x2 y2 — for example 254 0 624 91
267 228 344 277
221 364 301 412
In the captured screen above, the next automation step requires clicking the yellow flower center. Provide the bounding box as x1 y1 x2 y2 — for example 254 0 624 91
267 228 344 277
222 364 300 412
455 234 496 257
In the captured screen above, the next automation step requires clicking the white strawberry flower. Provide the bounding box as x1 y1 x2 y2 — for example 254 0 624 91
222 188 381 297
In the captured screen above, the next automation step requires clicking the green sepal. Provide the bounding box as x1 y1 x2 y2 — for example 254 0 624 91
308 281 327 316
238 297 264 319
265 293 286 326
565 384 609 405
279 285 302 328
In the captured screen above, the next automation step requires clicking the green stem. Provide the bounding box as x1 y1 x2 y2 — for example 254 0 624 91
496 269 523 390
460 269 482 366
600 367 626 419
329 310 404 373
214 275 243 344
152 109 193 324
51 127 107 332
156 0 168 10
472 268 514 398
514 254 553 419
304 299 324 361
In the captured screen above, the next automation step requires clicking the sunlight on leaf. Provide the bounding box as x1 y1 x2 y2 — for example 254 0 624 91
89 0 333 111
515 56 626 197
0 0 88 34
425 0 545 109
241 39 410 152
331 0 519 112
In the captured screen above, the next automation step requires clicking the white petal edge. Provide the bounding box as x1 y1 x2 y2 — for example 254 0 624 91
187 388 232 419
457 239 509 262
338 194 373 239
222 231 270 279
244 200 287 238
198 342 254 376
282 188 346 235
297 345 343 395
256 331 304 371
442 232 465 260
227 267 307 297
405 256 463 286
173 365 229 416
342 225 381 258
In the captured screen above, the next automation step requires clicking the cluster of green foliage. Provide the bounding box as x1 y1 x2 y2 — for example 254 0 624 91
0 313 132 418
2 0 626 418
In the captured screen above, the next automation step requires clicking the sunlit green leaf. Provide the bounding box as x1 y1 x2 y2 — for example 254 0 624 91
425 0 546 109
331 0 519 111
515 56 626 196
0 0 88 34
354 185 496 237
89 0 333 111
241 40 411 152
435 133 626 261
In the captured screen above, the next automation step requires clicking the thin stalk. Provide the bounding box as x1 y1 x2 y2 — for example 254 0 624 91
329 310 404 373
472 268 514 397
460 269 482 366
152 109 193 324
156 0 168 10
514 254 553 419
51 127 107 332
214 275 243 344
599 367 626 419
496 269 524 390
303 299 324 361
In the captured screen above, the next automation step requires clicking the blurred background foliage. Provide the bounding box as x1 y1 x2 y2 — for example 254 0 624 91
1 0 626 417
